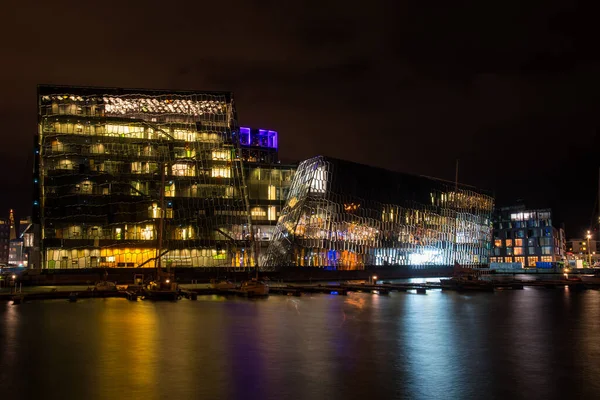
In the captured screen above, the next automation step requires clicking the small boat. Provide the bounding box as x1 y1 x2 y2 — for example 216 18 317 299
143 279 180 301
440 277 495 292
440 262 495 292
209 279 237 290
578 275 599 284
240 278 269 296
94 281 117 292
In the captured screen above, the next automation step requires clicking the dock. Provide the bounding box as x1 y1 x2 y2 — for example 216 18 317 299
3 279 600 304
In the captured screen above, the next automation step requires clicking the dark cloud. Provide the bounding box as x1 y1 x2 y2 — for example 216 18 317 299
0 0 598 235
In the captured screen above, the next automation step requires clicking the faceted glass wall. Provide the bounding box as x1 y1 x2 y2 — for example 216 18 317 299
263 156 494 270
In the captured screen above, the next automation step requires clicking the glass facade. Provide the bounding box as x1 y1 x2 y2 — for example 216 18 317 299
35 85 293 269
263 156 494 270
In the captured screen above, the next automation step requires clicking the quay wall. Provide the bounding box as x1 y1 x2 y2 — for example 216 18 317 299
10 266 455 285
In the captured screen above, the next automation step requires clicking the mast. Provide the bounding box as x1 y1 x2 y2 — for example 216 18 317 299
455 159 459 193
156 162 166 280
255 238 259 280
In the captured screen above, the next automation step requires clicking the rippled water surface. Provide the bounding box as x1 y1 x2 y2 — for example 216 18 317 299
2 287 600 399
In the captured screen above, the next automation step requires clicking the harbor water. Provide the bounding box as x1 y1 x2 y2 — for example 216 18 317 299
2 286 600 399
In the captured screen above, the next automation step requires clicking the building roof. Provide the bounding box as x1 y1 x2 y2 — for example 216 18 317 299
308 155 492 196
37 84 233 100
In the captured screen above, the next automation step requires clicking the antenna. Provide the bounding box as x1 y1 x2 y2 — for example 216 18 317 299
455 159 459 192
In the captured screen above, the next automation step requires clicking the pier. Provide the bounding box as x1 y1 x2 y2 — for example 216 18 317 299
2 279 600 304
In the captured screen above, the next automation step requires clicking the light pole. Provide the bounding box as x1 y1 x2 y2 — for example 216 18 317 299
587 231 592 267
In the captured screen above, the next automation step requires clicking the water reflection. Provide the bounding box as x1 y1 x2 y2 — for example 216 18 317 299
96 301 158 399
0 302 19 381
2 290 600 399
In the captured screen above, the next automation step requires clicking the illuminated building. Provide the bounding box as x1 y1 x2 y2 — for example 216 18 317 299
19 216 31 237
8 240 26 267
0 218 8 266
566 237 600 266
6 216 32 267
239 127 295 266
263 156 494 269
491 205 565 268
34 85 293 269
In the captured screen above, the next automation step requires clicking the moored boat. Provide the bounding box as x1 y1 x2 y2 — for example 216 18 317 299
143 278 179 301
440 262 495 292
94 281 117 292
579 275 600 284
240 278 269 296
209 279 237 290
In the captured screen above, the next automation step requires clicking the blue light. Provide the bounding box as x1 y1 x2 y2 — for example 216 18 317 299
239 127 251 146
239 127 278 149
33 201 39 206
330 291 339 295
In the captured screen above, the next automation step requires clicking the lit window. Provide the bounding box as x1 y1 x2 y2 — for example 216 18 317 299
528 256 539 267
310 165 327 193
211 150 230 161
515 239 523 246
165 182 176 197
494 239 502 247
149 203 160 219
514 256 525 267
268 206 277 221
268 185 277 200
211 168 231 178
141 225 154 240
57 159 74 170
172 163 195 177
506 239 513 247
251 207 266 219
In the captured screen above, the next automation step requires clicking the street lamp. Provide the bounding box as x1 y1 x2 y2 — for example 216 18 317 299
587 231 592 267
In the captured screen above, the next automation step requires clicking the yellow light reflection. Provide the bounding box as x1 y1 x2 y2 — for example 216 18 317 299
98 300 158 398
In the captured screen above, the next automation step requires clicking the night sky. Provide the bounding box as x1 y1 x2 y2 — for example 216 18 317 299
1 1 597 236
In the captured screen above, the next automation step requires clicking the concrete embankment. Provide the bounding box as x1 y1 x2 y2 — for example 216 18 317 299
9 266 455 286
